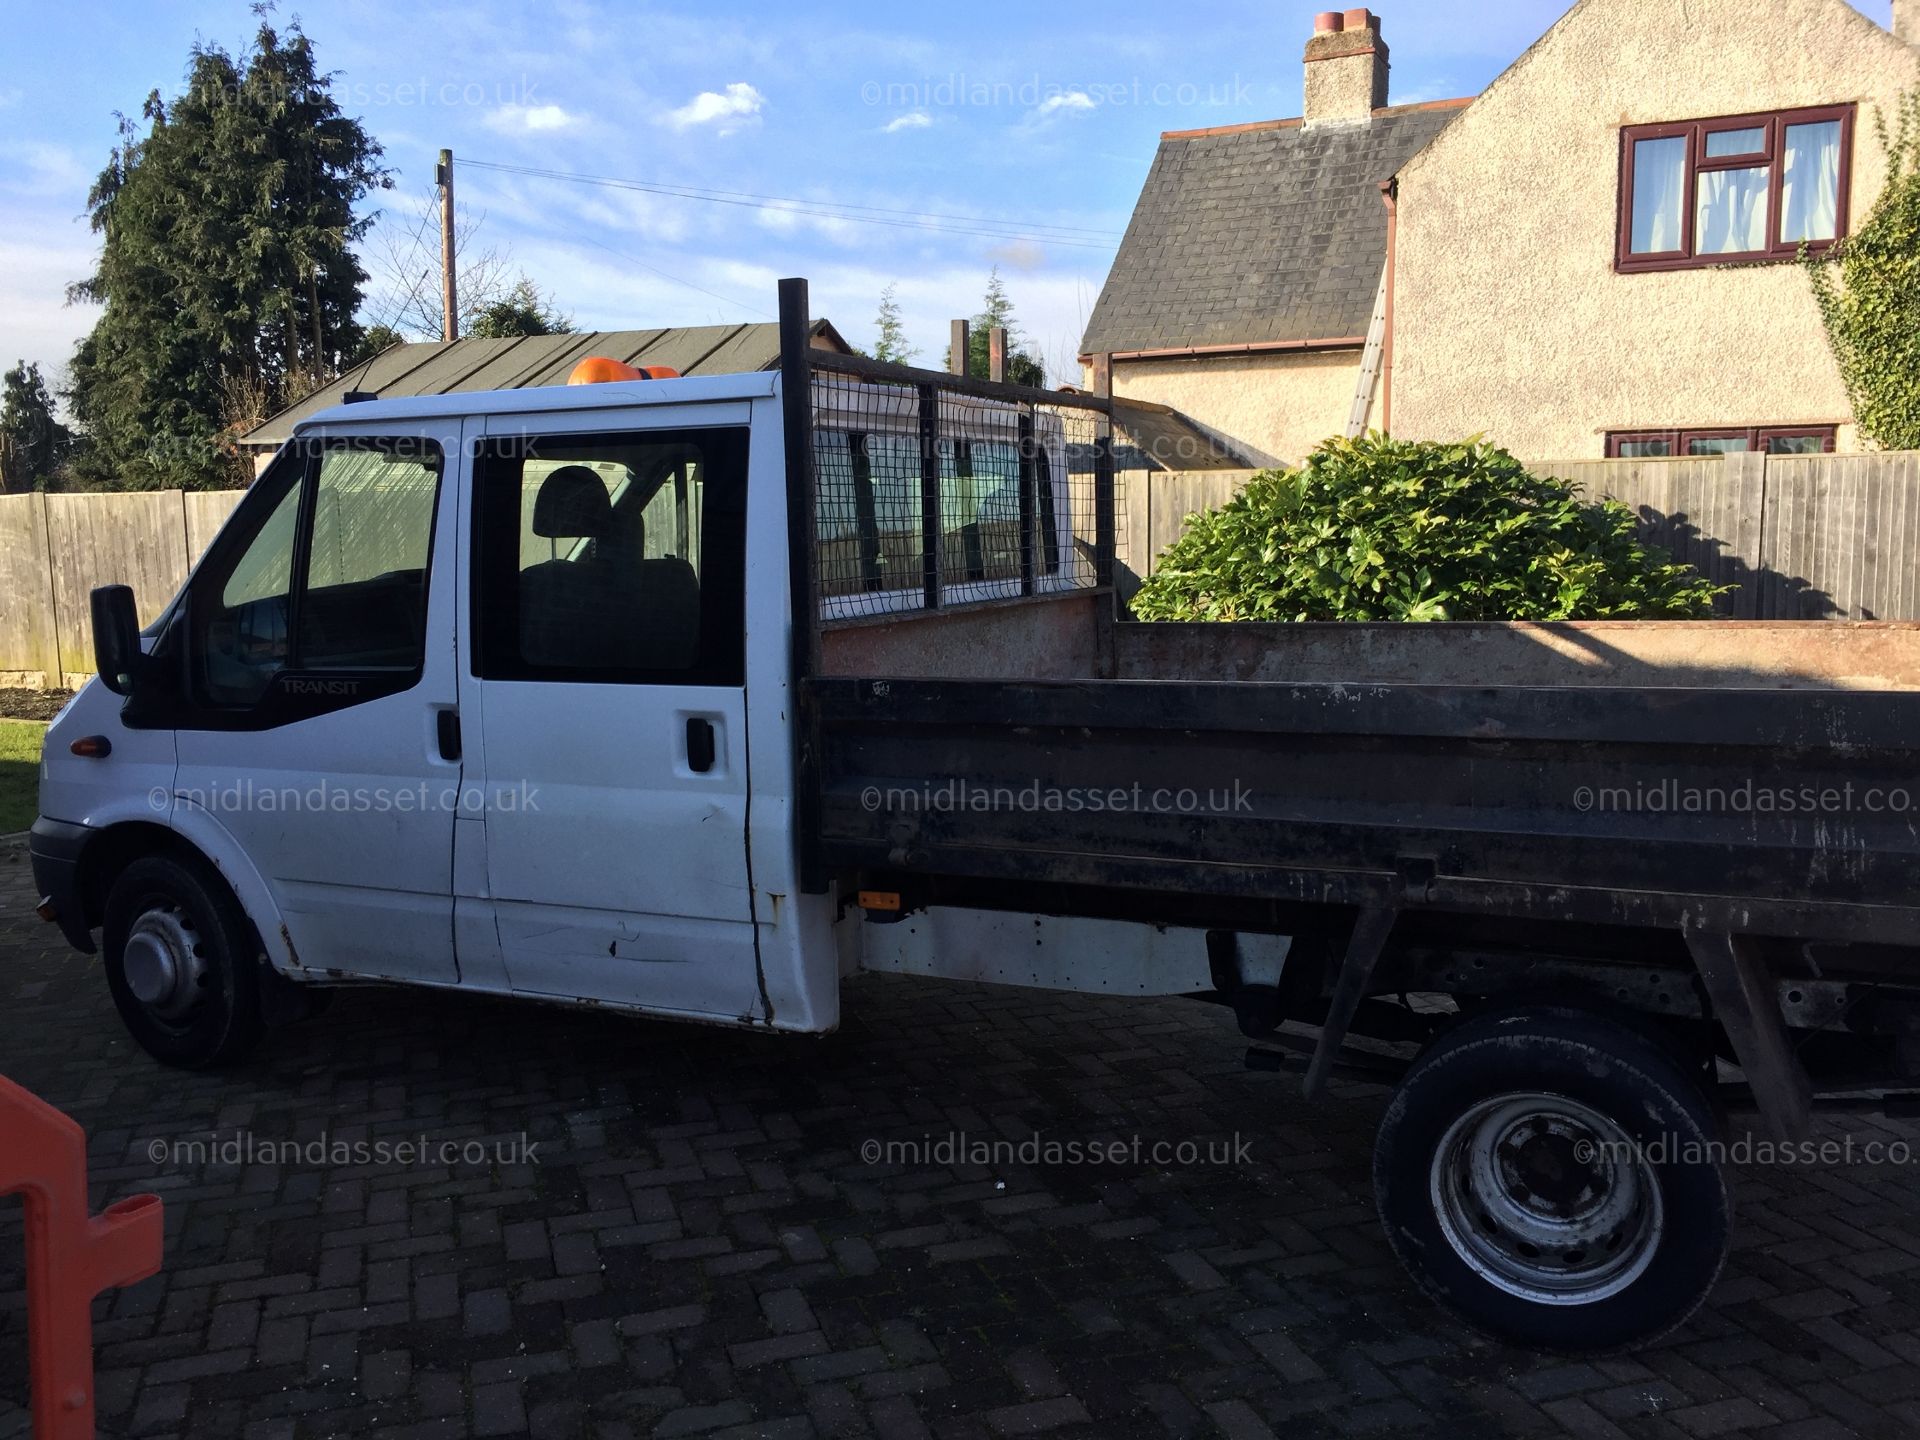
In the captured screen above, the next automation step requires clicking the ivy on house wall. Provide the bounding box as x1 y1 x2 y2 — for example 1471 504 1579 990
1807 89 1920 451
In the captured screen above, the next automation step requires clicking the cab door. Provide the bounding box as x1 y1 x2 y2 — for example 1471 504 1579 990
168 423 463 984
454 404 761 1020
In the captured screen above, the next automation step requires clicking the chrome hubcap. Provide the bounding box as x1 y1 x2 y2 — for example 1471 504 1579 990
1430 1092 1662 1305
122 906 207 1021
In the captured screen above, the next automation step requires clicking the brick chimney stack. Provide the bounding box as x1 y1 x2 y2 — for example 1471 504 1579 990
1304 9 1389 125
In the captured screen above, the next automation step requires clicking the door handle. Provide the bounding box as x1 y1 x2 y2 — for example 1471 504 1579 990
685 717 716 773
436 709 462 762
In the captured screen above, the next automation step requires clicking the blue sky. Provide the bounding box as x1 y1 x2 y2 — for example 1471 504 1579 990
0 0 1897 400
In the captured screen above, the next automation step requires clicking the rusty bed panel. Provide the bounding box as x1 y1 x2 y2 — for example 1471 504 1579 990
808 676 1920 947
1110 620 1920 692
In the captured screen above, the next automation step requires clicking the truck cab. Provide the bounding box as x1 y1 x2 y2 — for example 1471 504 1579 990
34 368 854 1060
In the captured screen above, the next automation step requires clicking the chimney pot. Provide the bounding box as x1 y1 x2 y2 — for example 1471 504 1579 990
1304 8 1388 125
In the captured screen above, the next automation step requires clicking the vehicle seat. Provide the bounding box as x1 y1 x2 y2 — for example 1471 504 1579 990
592 505 703 670
520 466 616 667
632 558 702 669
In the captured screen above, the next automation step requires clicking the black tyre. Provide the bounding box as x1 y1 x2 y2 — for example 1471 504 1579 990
103 853 264 1069
1374 1005 1729 1353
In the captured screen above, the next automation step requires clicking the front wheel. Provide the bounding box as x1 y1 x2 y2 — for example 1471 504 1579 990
1374 1005 1729 1352
103 853 264 1069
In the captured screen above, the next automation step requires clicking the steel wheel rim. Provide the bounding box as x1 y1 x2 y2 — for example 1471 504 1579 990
122 904 209 1026
1429 1091 1662 1305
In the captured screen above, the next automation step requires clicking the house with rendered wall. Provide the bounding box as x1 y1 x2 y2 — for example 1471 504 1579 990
1084 0 1920 464
1080 8 1456 467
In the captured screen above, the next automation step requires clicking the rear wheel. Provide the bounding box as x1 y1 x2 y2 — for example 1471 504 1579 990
1374 1005 1729 1352
103 853 264 1069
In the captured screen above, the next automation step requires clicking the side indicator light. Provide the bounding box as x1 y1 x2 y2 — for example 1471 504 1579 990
69 736 112 759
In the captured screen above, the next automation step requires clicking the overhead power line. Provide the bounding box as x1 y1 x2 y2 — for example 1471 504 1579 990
462 157 1123 251
568 230 777 320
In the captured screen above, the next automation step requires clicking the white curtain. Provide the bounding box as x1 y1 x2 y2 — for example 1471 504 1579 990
1696 166 1769 254
1631 136 1686 253
1781 120 1842 244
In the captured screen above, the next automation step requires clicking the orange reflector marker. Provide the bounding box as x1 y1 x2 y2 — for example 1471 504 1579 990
566 356 682 385
68 736 112 759
857 890 902 912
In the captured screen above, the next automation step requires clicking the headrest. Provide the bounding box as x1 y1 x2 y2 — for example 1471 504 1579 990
531 466 613 538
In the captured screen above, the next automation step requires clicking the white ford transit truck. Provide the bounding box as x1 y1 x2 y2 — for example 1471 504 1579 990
30 279 1920 1350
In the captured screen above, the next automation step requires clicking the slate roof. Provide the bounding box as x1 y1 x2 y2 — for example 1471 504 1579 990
246 319 850 445
1081 102 1468 357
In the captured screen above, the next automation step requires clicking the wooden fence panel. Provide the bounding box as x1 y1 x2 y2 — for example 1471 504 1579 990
1125 470 1251 584
1541 455 1766 618
1121 453 1920 625
43 492 191 684
0 493 62 682
1761 452 1920 621
7 455 1920 679
184 490 245 560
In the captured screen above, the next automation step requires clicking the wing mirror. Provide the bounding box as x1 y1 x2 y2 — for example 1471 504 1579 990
91 584 142 696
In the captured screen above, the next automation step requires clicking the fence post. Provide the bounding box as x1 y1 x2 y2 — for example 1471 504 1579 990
33 493 62 685
1090 354 1116 590
1752 448 1773 621
777 278 818 673
1017 407 1037 597
0 493 63 683
1721 449 1768 619
777 278 827 896
917 383 944 610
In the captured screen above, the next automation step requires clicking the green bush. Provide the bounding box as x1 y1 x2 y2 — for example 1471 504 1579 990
1130 434 1721 623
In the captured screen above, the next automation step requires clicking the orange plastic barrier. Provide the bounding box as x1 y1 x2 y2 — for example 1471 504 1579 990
0 1075 163 1440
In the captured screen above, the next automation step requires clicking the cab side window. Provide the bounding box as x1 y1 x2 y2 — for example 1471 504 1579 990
472 428 747 685
194 440 444 707
298 447 441 669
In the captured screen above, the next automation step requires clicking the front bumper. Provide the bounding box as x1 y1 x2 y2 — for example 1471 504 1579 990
29 816 97 954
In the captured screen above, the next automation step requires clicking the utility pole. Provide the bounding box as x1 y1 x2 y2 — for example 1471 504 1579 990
437 149 459 342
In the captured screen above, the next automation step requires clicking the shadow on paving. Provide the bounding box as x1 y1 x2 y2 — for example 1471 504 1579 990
2 848 1919 1438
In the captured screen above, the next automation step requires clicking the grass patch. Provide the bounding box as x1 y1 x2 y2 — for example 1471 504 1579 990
0 720 46 836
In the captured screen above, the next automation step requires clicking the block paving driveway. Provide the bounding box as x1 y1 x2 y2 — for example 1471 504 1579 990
4 847 1920 1439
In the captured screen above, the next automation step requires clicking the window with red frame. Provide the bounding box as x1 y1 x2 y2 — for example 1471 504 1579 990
1618 106 1852 272
1605 427 1838 458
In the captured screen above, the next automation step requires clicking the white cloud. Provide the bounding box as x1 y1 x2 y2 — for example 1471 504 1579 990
1026 91 1097 124
664 82 765 134
882 111 933 134
0 141 91 199
484 103 583 135
986 240 1048 274
752 201 857 243
0 224 105 410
